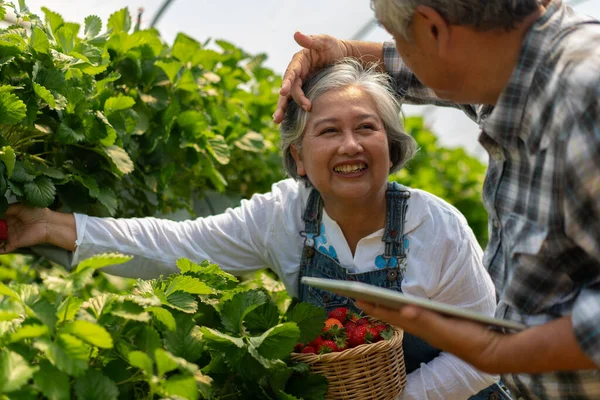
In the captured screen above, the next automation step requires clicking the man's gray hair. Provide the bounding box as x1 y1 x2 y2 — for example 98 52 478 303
280 58 417 182
372 0 541 40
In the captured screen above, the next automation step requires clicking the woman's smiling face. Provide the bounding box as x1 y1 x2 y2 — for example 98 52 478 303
292 85 392 205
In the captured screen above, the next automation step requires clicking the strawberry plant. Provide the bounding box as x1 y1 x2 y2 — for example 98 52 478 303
0 254 328 399
0 1 284 219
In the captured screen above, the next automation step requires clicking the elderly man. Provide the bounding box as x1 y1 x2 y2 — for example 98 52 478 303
274 0 600 399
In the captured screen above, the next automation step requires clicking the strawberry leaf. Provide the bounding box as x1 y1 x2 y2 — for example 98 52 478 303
74 369 119 400
61 320 113 349
248 322 300 360
33 361 70 400
84 15 102 39
285 302 326 344
220 290 268 334
165 275 214 296
0 350 39 393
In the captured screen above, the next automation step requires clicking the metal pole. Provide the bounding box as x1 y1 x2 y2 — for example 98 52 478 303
150 0 176 28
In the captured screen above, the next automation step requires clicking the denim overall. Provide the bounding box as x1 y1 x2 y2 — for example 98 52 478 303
297 182 511 400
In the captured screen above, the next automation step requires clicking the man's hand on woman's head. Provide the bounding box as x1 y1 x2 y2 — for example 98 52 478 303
273 32 350 124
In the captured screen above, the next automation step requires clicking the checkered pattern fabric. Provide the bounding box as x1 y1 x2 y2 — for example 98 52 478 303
384 1 600 398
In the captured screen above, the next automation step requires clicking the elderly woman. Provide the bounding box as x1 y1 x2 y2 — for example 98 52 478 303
2 59 499 399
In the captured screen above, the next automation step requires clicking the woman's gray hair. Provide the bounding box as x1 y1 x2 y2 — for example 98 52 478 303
281 58 416 182
372 0 541 40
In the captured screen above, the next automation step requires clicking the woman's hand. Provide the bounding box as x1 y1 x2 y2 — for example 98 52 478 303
0 204 77 253
273 32 350 123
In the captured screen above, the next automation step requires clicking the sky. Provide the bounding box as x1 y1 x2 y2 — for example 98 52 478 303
12 0 600 160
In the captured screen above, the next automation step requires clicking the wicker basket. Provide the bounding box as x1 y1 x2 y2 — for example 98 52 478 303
290 322 406 400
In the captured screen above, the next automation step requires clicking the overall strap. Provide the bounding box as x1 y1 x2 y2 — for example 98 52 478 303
383 182 410 262
301 189 324 244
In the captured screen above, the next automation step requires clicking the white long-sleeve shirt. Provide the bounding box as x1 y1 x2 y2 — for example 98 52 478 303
72 178 498 399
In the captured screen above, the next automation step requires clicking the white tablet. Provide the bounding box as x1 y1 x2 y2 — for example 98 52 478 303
301 277 527 331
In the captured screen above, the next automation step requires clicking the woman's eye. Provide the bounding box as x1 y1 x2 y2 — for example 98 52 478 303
359 124 375 130
320 128 337 135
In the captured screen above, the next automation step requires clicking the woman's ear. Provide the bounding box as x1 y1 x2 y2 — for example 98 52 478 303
290 145 306 177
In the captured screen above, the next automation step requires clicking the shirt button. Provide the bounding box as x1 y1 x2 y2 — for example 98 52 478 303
493 219 499 229
492 149 504 161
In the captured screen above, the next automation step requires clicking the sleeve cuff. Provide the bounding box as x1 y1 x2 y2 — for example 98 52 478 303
71 213 88 267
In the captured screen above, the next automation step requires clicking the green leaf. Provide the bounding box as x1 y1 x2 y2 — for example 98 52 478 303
285 302 326 344
162 375 199 400
171 33 200 64
23 176 56 208
245 301 280 333
74 253 133 274
108 300 150 322
163 314 204 362
164 291 197 314
0 146 15 179
155 60 182 84
0 91 27 125
127 351 153 376
62 320 113 349
102 145 134 175
247 345 286 370
154 348 178 377
56 122 85 144
64 86 86 114
36 335 89 377
165 275 214 296
10 324 50 342
207 135 230 165
176 69 198 92
107 8 131 34
248 323 300 360
42 7 64 34
84 15 102 39
135 325 161 355
30 26 50 54
286 373 329 400
56 296 84 323
220 290 268 334
33 82 57 109
235 131 265 152
0 350 39 393
104 96 135 115
0 282 20 301
32 299 58 330
200 327 244 349
55 26 75 54
33 361 70 400
75 369 119 400
96 188 118 216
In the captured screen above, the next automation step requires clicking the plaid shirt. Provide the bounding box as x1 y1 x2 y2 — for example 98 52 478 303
384 1 600 398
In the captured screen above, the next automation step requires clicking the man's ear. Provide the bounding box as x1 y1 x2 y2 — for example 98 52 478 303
413 5 450 58
290 145 306 177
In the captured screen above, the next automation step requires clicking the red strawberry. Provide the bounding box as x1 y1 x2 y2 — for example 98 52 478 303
328 307 348 323
373 323 388 333
0 219 6 241
368 327 382 343
356 317 370 326
344 320 357 332
318 340 339 354
310 335 325 348
294 343 304 352
301 346 316 354
347 325 372 348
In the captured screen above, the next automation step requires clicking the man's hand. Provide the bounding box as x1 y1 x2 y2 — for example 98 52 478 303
357 301 598 374
357 300 503 373
273 32 350 124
